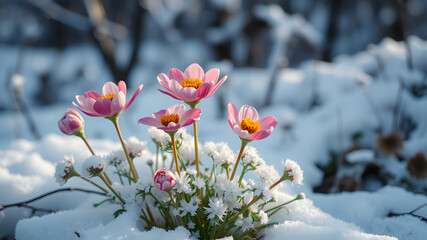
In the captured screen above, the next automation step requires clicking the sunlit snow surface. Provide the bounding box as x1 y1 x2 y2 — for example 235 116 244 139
1 36 427 239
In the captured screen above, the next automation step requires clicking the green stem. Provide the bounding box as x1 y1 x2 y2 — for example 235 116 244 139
110 116 138 183
230 141 248 181
78 175 108 193
75 130 95 156
193 121 200 177
168 192 185 226
238 165 248 185
155 143 159 172
99 174 125 204
103 172 112 185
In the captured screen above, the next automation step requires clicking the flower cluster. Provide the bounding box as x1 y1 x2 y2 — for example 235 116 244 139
55 63 304 239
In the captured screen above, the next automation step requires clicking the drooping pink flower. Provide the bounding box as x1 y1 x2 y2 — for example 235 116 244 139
58 109 84 135
154 169 176 191
138 104 201 133
157 63 227 103
73 81 143 118
227 103 278 141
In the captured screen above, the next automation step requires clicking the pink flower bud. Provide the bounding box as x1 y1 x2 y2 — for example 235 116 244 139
58 109 84 135
154 169 176 191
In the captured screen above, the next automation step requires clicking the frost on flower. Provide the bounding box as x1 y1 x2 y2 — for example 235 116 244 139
147 127 170 146
178 198 200 217
236 216 254 231
255 164 280 185
125 136 147 158
193 177 205 189
204 141 235 166
242 146 265 165
82 155 106 177
214 174 241 208
253 181 273 202
259 210 268 224
283 159 303 185
106 150 127 170
54 156 76 186
175 172 193 194
205 197 228 220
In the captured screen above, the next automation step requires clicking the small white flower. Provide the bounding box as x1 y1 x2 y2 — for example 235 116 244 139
187 221 195 229
283 159 303 185
214 174 242 209
174 173 193 194
204 197 228 220
54 156 75 186
253 181 273 202
259 210 268 224
106 150 127 170
204 141 235 166
255 164 280 185
193 177 205 189
177 129 202 166
242 146 265 165
186 169 197 175
126 136 147 157
178 197 200 217
236 216 254 231
147 127 170 146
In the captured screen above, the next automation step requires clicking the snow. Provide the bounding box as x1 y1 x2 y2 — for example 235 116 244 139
1 9 427 240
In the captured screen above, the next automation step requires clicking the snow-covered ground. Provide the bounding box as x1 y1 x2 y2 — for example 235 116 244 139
1 35 427 239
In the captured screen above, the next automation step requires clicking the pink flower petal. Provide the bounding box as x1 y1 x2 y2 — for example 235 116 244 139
67 108 84 122
118 81 127 96
239 105 259 122
138 117 161 127
179 87 198 102
102 82 119 96
152 109 167 119
168 68 186 83
197 82 213 100
227 103 239 126
203 68 219 84
251 129 273 140
179 108 201 126
73 102 100 117
84 91 102 100
167 104 186 116
158 73 172 91
159 89 182 100
110 91 126 115
233 125 252 140
258 116 278 130
93 99 113 116
124 84 143 110
184 63 204 80
205 75 228 98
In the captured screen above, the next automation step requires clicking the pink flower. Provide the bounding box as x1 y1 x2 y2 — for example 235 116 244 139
73 81 143 118
227 103 278 141
138 104 201 133
58 109 84 135
157 63 227 103
154 169 176 191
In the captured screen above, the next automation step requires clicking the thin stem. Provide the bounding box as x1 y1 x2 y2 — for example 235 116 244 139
238 165 248 185
155 143 159 172
230 142 247 181
146 203 156 224
168 192 185 226
193 122 200 177
112 119 138 183
270 178 284 190
78 175 108 193
102 172 112 185
171 135 181 177
226 166 230 179
81 135 95 155
99 174 125 204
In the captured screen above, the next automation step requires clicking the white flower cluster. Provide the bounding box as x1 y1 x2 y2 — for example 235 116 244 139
283 159 304 185
242 146 265 165
54 155 75 186
106 150 127 170
204 141 235 166
147 127 170 146
177 129 202 166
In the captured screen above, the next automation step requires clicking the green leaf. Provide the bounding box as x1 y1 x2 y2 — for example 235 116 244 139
113 208 126 218
352 132 363 142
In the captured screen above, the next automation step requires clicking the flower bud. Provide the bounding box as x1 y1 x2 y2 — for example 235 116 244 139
58 109 84 135
82 155 106 177
282 159 303 185
154 169 176 191
55 156 78 186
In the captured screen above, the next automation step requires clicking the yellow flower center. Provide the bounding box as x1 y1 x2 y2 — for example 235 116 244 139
161 114 180 127
240 118 260 134
98 93 116 101
180 78 203 89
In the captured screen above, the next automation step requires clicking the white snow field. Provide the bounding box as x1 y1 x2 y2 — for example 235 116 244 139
1 36 427 239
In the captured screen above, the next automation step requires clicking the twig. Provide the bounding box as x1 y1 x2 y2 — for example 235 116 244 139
0 187 107 212
388 202 427 222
